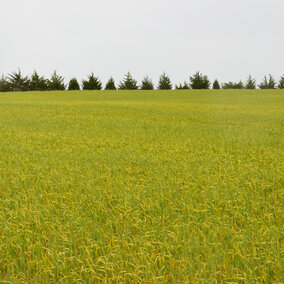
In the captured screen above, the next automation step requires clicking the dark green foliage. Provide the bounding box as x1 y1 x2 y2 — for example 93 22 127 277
2 68 284 92
48 71 65 90
105 77 116 90
68 78 80 90
212 79 220 89
277 75 284 89
0 75 12 92
222 81 244 89
7 69 30 91
175 84 182 90
175 82 190 89
82 73 102 90
258 75 276 89
141 76 154 90
189 72 210 89
29 71 48 91
245 75 256 89
119 72 138 90
158 72 172 90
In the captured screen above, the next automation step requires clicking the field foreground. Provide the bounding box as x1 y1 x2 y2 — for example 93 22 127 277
0 90 283 282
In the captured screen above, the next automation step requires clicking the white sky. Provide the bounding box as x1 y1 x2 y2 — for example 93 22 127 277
1 0 284 86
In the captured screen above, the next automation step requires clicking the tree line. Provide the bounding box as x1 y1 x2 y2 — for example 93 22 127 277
0 70 284 92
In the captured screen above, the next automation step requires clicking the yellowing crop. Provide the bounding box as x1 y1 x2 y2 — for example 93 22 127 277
0 90 283 282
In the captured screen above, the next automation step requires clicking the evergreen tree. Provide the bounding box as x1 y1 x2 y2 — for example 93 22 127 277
82 73 102 90
175 82 189 89
277 75 284 89
212 79 220 89
189 71 210 89
267 75 276 89
258 75 276 89
29 71 48 91
0 75 11 92
141 76 154 90
105 77 116 90
68 78 80 90
245 75 256 89
47 71 65 90
118 72 138 90
258 77 269 89
7 69 30 91
222 81 244 89
157 72 172 90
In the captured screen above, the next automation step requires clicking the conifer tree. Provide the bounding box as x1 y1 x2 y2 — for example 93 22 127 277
105 77 116 90
157 72 172 90
48 71 65 90
141 76 154 90
212 79 220 89
189 71 210 89
222 81 244 89
82 73 102 90
258 75 276 89
175 82 189 89
277 75 284 89
7 69 30 91
245 75 256 89
68 78 80 90
118 72 138 90
267 75 276 89
0 75 11 92
29 71 48 91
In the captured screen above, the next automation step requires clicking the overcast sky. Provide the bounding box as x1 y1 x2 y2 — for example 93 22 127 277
1 0 283 86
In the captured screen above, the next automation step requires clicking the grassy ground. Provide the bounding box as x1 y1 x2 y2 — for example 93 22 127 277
0 90 283 282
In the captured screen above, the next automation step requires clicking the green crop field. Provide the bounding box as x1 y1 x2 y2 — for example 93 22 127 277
0 90 283 282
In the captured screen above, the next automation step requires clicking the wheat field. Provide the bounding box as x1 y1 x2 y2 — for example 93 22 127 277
0 90 283 282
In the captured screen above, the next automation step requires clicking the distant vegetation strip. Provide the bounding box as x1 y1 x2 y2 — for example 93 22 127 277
0 70 284 92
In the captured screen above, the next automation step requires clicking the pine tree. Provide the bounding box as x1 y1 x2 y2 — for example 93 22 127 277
119 72 138 90
0 75 11 92
7 69 30 91
245 75 256 89
267 75 276 89
68 78 80 90
82 73 102 90
222 81 244 89
189 72 210 89
105 77 116 90
141 76 154 90
212 79 220 89
48 71 65 90
258 75 276 89
277 75 284 89
29 71 48 91
175 82 189 89
157 72 172 90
